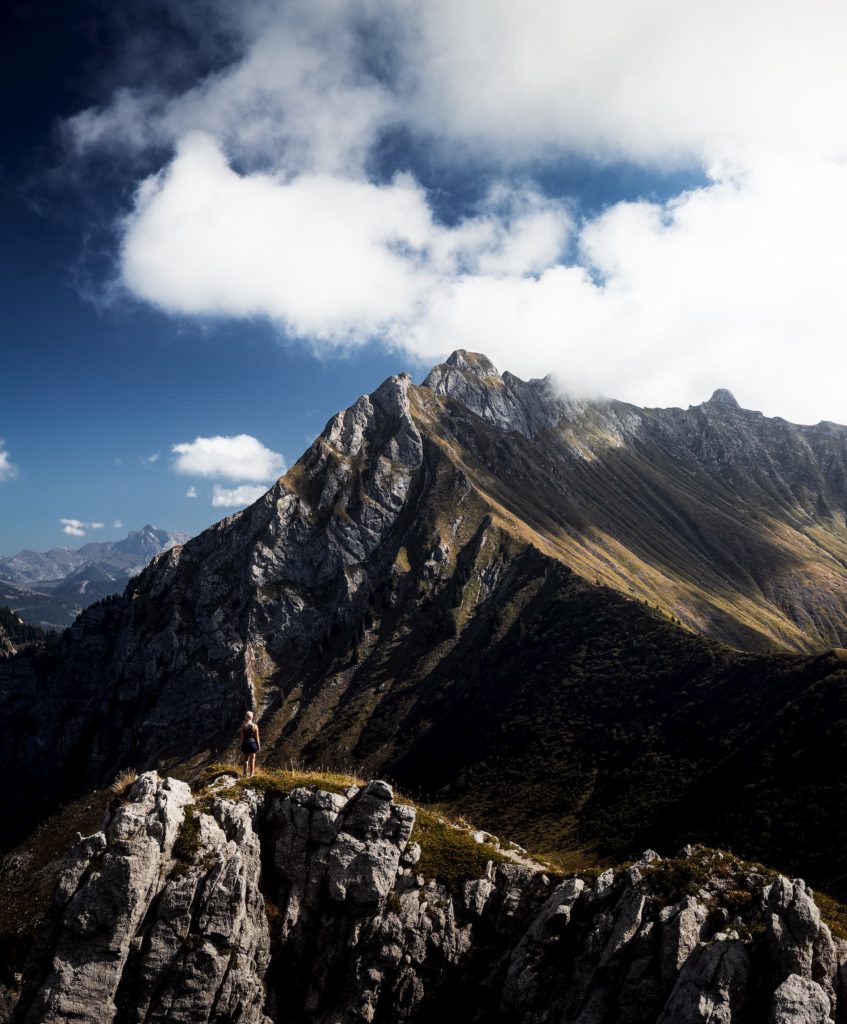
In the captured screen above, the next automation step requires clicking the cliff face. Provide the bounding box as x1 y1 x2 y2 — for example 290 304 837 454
11 773 847 1024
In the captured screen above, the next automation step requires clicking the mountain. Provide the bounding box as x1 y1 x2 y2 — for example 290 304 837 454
0 525 190 630
1 353 847 904
4 770 846 1023
0 524 190 585
421 351 847 653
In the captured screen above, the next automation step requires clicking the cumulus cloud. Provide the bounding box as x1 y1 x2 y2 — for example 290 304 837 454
112 519 124 529
186 486 197 498
122 134 570 340
65 1 847 171
141 451 160 466
408 0 847 166
64 1 847 423
120 140 847 422
400 157 847 421
211 483 268 508
171 433 285 482
59 518 105 537
0 442 17 482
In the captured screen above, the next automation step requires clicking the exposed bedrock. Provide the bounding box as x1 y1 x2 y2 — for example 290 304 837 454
11 773 847 1024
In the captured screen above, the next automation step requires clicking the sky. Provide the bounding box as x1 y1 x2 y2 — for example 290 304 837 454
3 0 847 553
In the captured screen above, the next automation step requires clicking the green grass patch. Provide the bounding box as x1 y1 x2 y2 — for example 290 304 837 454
172 806 201 865
645 850 778 904
646 856 714 905
197 764 361 799
108 769 138 810
411 808 509 893
816 890 847 941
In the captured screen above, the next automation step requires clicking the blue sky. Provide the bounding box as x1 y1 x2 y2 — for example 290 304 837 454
0 1 415 552
3 0 847 553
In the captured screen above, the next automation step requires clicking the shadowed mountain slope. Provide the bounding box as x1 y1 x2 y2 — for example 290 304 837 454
2 353 847 899
421 351 847 652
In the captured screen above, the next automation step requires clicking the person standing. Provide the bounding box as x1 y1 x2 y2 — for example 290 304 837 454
239 711 260 778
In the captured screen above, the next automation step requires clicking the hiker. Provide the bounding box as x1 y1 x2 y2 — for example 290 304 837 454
239 711 260 778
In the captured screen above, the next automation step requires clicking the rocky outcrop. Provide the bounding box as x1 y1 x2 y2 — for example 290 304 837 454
12 773 847 1024
16 773 270 1024
0 624 15 658
422 349 582 438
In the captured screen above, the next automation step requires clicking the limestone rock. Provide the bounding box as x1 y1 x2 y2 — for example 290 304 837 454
658 940 751 1023
770 974 831 1024
767 876 825 980
17 772 270 1024
12 784 847 1024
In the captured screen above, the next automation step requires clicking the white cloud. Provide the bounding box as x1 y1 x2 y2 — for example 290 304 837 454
122 134 572 342
0 442 17 482
141 451 160 465
121 139 847 422
112 519 124 529
123 135 439 336
65 0 393 176
407 0 847 166
398 157 847 422
60 518 107 537
65 1 847 423
186 486 198 498
60 519 87 537
171 432 285 482
66 2 847 173
211 483 268 508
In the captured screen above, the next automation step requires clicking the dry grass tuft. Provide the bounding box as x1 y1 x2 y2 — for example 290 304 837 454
109 769 138 800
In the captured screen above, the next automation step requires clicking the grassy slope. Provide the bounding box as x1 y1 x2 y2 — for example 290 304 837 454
411 388 847 653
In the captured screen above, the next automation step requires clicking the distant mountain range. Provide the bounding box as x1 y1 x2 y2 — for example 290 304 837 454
0 525 189 630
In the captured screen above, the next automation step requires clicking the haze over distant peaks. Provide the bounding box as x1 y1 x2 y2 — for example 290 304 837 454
0 524 190 631
0 524 188 586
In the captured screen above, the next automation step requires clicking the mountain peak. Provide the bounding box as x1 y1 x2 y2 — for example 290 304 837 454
423 351 578 438
443 350 501 378
705 388 740 410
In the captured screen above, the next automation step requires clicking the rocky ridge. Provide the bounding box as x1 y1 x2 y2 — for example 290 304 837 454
9 772 847 1024
3 353 847 897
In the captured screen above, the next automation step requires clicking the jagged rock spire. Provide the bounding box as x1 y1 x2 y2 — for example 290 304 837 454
423 350 575 437
443 349 501 378
706 388 741 409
